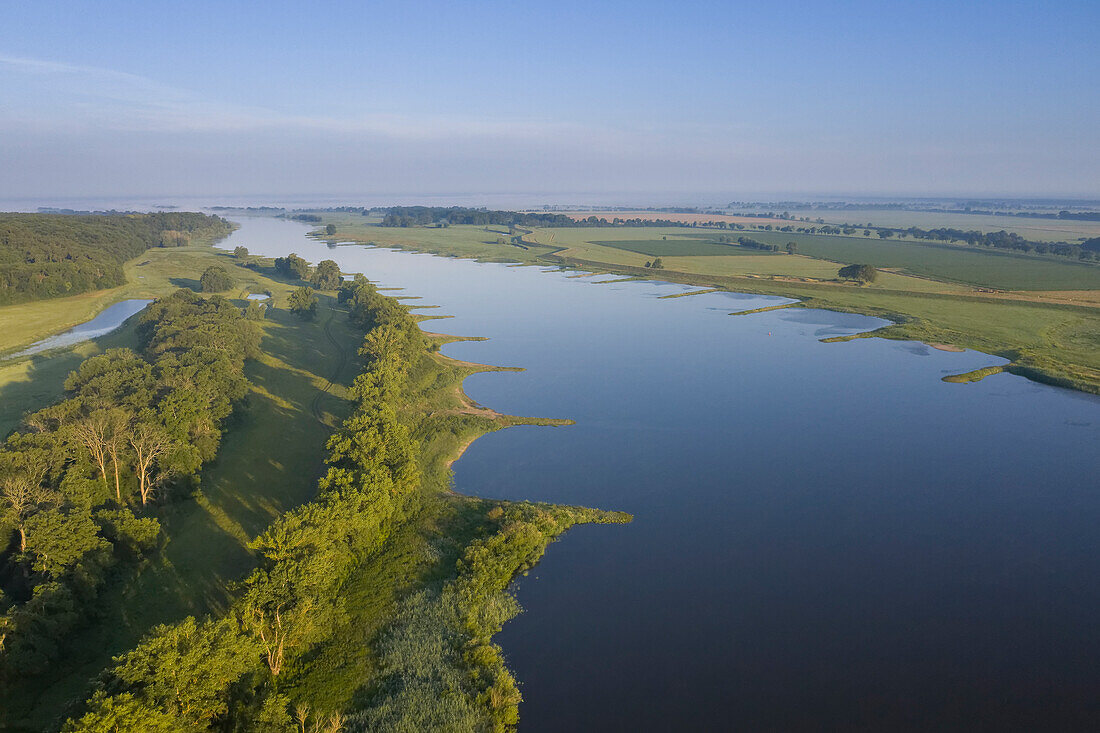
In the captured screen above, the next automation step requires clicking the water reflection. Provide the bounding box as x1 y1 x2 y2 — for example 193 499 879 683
6 299 152 359
217 216 1100 731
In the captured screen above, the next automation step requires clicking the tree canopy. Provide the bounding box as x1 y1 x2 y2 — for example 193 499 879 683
199 265 233 292
838 263 878 282
289 287 318 319
0 213 232 305
310 260 342 290
274 253 311 281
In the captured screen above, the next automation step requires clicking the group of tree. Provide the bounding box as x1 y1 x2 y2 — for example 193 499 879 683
838 264 878 282
273 253 312 281
643 258 664 269
0 289 260 682
736 236 782 252
380 206 576 228
0 212 233 305
880 226 1099 260
62 278 429 731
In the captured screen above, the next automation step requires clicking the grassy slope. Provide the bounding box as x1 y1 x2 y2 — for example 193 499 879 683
0 293 363 731
317 219 1099 393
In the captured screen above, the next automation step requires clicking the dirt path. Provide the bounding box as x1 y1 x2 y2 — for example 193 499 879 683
309 305 351 424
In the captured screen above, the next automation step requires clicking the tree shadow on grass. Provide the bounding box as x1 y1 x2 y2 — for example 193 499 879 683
169 276 202 291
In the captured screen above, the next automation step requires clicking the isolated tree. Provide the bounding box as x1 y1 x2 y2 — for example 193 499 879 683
289 287 318 319
325 223 337 235
496 236 506 246
650 257 665 269
786 241 797 254
199 266 233 293
838 264 877 283
309 260 342 290
233 246 249 258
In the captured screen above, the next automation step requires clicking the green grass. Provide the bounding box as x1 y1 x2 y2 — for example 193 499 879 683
309 217 1099 393
679 230 1100 290
588 238 778 257
548 254 1100 393
1 295 364 730
780 207 1100 243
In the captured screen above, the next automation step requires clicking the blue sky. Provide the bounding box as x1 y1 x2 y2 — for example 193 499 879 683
1 0 1098 202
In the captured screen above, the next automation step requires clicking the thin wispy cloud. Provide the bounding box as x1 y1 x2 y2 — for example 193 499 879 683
0 53 615 144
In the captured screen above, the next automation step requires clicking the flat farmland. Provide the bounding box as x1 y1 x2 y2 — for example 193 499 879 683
555 210 791 226
587 239 778 257
679 230 1100 290
780 208 1100 243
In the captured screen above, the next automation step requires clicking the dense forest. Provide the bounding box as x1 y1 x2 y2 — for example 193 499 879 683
0 290 260 688
0 213 233 305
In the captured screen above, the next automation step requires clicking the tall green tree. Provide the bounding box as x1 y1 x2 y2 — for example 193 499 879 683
289 287 318 319
310 260 342 290
199 266 233 292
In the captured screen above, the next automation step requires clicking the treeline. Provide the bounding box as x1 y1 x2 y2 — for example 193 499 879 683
0 213 233 305
381 206 577 228
885 227 1099 259
726 235 781 252
0 290 259 682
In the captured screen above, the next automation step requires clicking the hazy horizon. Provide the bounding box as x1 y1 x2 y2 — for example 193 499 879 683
2 1 1098 200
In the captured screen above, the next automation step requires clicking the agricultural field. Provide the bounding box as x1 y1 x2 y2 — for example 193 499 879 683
674 230 1100 290
779 208 1100 243
587 238 779 257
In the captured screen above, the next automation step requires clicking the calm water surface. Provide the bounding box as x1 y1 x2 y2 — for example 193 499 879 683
221 217 1100 731
6 298 152 359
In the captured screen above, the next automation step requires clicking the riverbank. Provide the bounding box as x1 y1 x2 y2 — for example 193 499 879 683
311 218 1099 395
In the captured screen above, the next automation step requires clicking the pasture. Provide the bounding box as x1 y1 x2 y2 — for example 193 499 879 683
780 207 1100 243
679 230 1100 291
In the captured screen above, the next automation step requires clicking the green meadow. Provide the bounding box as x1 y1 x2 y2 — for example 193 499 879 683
676 230 1100 290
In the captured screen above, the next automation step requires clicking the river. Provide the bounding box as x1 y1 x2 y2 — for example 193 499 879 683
219 216 1100 731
